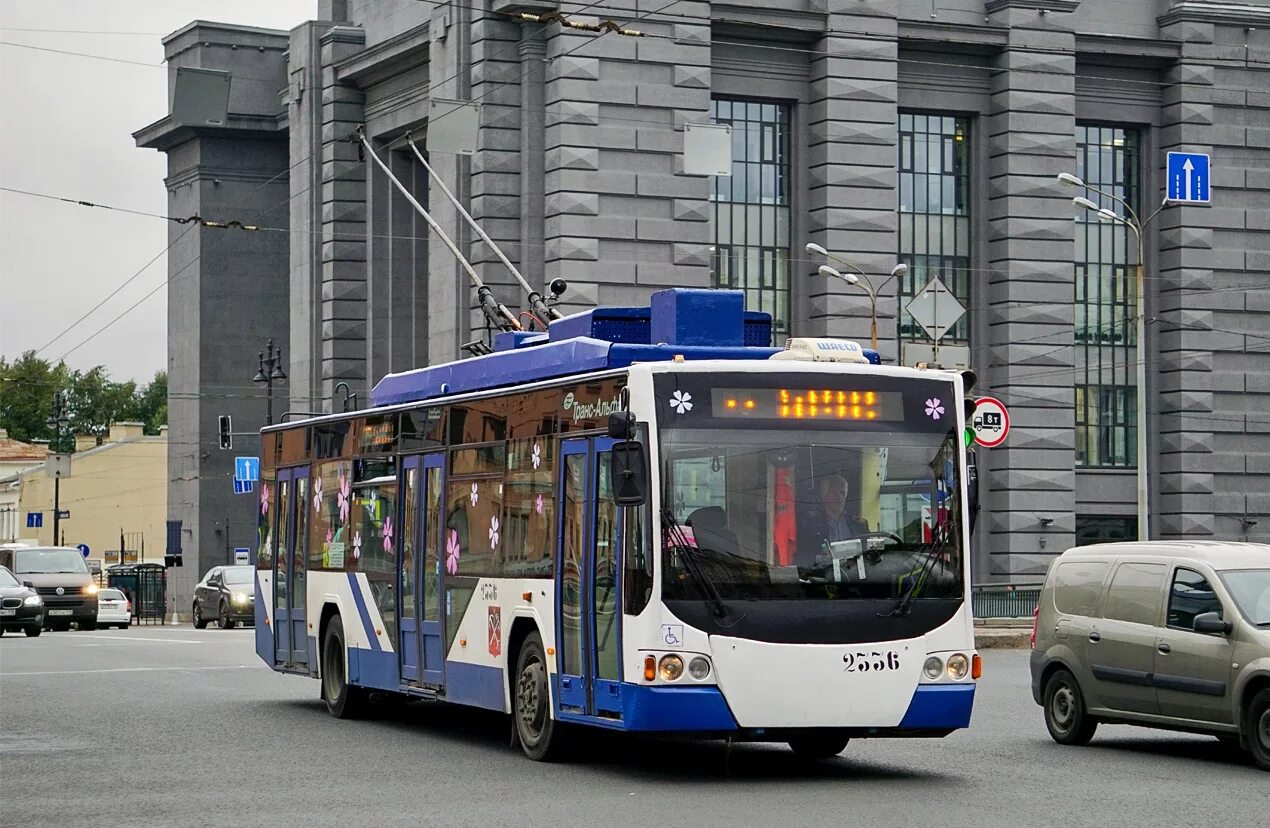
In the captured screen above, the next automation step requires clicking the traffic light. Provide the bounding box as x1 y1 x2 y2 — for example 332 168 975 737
961 369 978 447
218 414 232 450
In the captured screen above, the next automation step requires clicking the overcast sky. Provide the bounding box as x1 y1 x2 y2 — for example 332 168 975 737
0 1 315 383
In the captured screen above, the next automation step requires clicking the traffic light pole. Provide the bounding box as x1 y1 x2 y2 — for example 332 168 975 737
52 475 60 547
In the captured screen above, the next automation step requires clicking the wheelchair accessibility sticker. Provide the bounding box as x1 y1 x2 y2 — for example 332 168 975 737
662 624 684 647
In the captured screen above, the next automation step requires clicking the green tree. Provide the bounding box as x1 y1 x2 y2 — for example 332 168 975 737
0 351 72 444
133 370 167 435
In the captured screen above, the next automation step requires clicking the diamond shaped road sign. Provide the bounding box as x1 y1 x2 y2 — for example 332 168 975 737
904 277 966 344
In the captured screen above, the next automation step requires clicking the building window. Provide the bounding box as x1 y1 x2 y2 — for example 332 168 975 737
897 113 971 344
710 99 792 336
1075 515 1138 546
1075 125 1139 468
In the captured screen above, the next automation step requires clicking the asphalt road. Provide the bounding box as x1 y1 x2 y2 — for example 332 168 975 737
1 627 1266 828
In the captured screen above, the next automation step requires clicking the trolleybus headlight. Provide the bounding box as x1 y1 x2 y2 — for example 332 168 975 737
688 656 711 680
922 656 944 680
946 654 970 680
658 655 684 681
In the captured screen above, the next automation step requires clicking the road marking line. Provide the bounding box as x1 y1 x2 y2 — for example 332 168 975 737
75 635 207 644
1 665 263 677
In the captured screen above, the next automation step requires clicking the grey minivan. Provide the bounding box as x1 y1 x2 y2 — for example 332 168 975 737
1030 541 1270 771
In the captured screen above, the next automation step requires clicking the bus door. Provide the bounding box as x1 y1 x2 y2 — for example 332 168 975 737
398 456 423 683
274 466 309 670
555 437 623 719
420 453 446 685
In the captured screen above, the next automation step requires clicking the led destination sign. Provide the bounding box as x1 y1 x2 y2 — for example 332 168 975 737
711 388 905 422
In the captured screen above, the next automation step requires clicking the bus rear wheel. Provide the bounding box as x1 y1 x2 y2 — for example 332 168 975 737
321 614 366 719
514 631 566 761
788 732 850 761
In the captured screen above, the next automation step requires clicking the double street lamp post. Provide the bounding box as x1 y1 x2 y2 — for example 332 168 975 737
253 339 288 427
806 243 907 350
1059 172 1172 542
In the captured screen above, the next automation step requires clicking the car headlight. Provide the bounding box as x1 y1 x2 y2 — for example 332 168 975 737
84 583 99 595
688 657 712 680
232 592 250 605
946 653 970 680
23 594 42 606
658 655 684 681
923 656 944 680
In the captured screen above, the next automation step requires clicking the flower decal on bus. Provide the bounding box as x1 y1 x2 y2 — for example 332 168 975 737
260 483 271 516
531 443 542 469
312 477 323 514
325 527 333 547
669 390 693 414
382 516 394 554
352 531 362 560
924 398 945 420
337 469 351 524
470 482 479 505
445 529 460 575
489 516 501 551
535 494 544 516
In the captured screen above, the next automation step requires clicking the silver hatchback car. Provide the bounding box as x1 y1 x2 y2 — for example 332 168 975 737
1030 541 1270 771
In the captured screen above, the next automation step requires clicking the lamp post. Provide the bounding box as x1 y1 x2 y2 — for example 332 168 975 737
806 243 907 350
46 391 69 547
1060 173 1172 542
252 339 288 427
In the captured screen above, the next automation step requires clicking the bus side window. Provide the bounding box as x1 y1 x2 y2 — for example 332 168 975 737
623 504 651 615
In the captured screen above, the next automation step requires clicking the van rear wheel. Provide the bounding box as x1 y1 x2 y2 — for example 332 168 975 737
1247 688 1270 771
1044 669 1097 746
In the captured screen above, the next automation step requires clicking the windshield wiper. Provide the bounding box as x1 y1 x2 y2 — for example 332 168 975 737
661 508 729 619
884 525 952 618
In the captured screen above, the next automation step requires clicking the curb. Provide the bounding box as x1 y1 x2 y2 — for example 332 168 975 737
974 629 1031 649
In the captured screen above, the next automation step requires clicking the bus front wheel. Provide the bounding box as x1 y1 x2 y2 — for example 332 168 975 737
514 631 566 761
321 614 366 719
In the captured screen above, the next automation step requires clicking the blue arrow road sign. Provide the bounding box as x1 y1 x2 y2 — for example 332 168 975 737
1166 152 1211 204
26 512 42 529
234 456 260 482
233 478 255 495
77 543 90 558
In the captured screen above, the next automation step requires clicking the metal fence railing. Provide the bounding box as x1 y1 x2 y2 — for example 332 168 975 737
971 583 1042 619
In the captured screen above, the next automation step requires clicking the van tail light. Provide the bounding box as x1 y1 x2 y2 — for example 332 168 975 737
1029 607 1040 649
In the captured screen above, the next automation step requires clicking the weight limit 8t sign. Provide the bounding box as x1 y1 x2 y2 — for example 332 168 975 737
972 397 1010 448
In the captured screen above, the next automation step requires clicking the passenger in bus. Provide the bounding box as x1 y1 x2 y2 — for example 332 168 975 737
797 473 869 566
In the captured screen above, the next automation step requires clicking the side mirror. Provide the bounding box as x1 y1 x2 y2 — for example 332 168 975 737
22 580 34 589
610 441 648 507
607 411 636 440
1193 611 1232 635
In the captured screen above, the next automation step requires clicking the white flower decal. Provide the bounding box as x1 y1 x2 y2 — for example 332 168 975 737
312 477 323 514
924 398 945 420
531 443 542 470
470 482 479 505
352 530 363 560
488 516 501 551
669 390 694 414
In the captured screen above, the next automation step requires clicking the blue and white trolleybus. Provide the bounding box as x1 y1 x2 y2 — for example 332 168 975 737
254 288 981 761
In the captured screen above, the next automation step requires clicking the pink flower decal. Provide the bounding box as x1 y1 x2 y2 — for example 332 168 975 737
470 482 479 506
337 469 351 524
260 483 271 516
352 531 362 560
924 398 945 420
531 443 542 470
488 516 501 551
535 494 544 516
445 529 460 575
312 476 323 514
325 527 333 547
382 516 394 554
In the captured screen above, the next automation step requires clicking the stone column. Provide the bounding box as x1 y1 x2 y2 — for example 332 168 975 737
982 2 1080 579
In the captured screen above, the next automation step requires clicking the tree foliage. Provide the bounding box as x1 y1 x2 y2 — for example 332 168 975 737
0 352 167 449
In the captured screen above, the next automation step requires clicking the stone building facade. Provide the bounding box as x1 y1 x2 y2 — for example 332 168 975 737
136 0 1270 588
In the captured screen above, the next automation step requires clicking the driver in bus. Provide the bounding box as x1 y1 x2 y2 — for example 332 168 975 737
798 473 870 566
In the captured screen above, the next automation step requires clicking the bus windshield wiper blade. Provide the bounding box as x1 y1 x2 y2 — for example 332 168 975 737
661 508 729 619
884 529 951 618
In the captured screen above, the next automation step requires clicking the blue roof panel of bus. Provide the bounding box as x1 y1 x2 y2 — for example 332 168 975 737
370 288 884 406
371 288 784 406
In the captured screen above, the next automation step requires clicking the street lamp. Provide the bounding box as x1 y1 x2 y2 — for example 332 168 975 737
252 338 288 427
46 391 69 546
807 243 907 350
1061 173 1173 542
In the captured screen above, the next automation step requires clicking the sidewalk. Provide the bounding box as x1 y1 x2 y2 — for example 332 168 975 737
974 621 1032 649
